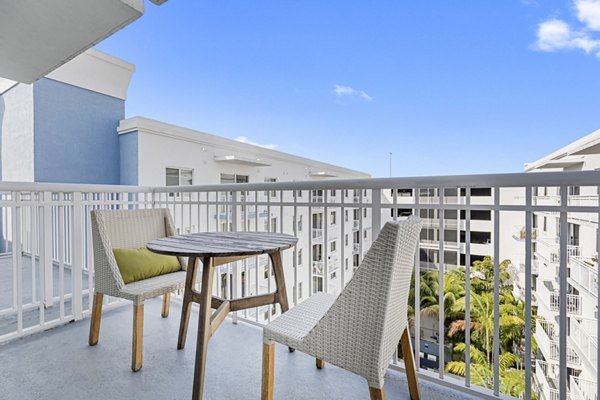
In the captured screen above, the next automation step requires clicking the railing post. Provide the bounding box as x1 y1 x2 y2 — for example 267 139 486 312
41 191 53 307
559 186 568 400
371 189 381 240
71 192 83 320
12 193 23 333
231 190 239 324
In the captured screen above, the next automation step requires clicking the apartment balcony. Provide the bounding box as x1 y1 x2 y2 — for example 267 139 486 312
421 218 459 229
569 256 598 297
537 236 582 264
311 226 340 243
570 375 597 400
535 319 582 368
514 226 538 241
536 280 582 316
535 359 562 400
2 172 600 400
0 298 477 400
568 195 599 224
569 317 598 371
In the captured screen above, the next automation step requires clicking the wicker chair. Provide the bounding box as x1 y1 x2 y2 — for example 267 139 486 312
261 217 422 400
89 208 187 371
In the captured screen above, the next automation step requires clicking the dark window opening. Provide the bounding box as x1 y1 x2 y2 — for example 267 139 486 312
460 210 491 220
460 230 491 244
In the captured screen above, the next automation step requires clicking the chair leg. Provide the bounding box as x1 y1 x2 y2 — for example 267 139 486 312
162 292 171 318
316 358 325 369
88 292 103 346
400 328 421 400
132 303 144 372
261 342 275 400
369 386 386 400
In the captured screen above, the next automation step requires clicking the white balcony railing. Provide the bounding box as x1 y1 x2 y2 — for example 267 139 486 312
2 172 600 400
537 280 583 316
536 319 582 367
570 317 598 369
570 375 597 400
569 256 598 296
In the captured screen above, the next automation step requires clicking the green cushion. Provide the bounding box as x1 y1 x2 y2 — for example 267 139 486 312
112 247 182 284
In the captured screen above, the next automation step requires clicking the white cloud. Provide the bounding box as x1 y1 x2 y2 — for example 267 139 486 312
576 0 600 31
234 136 277 150
332 84 373 102
534 17 600 55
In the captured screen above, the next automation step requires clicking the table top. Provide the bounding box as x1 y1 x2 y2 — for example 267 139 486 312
147 232 298 257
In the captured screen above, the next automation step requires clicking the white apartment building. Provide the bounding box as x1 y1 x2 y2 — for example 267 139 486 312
117 116 372 322
0 48 372 324
516 129 600 400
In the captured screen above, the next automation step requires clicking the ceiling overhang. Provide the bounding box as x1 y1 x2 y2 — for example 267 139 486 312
214 155 272 167
0 0 145 83
309 171 338 178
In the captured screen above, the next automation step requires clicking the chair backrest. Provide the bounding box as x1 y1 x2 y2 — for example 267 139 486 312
304 216 422 387
90 208 180 294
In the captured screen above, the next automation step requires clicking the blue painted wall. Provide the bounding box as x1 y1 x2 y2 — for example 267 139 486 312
119 131 138 185
33 79 124 184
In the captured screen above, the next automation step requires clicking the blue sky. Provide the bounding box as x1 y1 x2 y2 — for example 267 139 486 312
97 1 600 178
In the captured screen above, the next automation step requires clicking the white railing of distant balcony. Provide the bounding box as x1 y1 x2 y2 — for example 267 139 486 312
570 256 599 296
537 319 582 367
537 279 583 316
571 375 597 400
1 172 600 400
570 317 598 370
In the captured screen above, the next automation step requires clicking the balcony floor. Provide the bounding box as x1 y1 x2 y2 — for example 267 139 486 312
0 298 477 400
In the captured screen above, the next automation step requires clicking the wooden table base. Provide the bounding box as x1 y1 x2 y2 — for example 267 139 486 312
179 251 290 400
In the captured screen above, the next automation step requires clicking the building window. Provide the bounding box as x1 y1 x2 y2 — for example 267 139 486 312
330 240 337 252
330 211 336 225
166 167 193 196
297 190 303 197
364 230 367 239
264 177 277 197
330 189 336 197
345 258 349 270
271 218 277 232
330 271 336 279
543 216 547 232
298 249 303 265
345 190 349 197
220 173 249 184
345 234 348 246
312 276 323 294
363 208 367 218
345 210 349 222
298 282 303 300
298 215 303 231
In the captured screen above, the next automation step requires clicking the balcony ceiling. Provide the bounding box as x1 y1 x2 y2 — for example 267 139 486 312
0 0 144 83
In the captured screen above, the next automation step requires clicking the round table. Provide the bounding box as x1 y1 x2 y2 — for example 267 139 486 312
147 231 298 400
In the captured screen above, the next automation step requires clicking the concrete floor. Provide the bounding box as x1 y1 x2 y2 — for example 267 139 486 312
0 298 479 400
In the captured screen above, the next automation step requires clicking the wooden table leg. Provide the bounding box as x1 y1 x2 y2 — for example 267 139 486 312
178 256 199 350
270 250 296 352
192 256 215 400
269 251 289 313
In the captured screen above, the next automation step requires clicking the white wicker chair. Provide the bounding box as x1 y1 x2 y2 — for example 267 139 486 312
89 208 187 371
261 217 422 400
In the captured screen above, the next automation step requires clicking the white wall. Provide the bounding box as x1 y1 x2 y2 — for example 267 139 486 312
1 83 34 182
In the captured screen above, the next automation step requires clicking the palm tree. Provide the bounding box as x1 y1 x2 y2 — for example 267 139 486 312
446 343 535 399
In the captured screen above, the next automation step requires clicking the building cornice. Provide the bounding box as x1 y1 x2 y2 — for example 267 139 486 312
118 116 370 178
